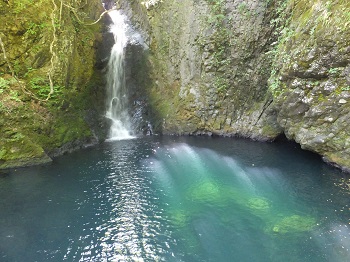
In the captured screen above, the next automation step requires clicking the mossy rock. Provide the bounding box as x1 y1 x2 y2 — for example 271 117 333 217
247 197 270 211
0 132 52 169
187 180 244 207
271 215 316 234
187 181 222 203
0 0 105 169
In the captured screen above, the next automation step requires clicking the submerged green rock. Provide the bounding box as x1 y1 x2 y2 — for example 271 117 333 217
271 215 316 234
188 181 222 203
168 209 190 228
186 180 247 206
247 197 270 211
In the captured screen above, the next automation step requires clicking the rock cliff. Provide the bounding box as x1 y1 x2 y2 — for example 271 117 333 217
121 0 282 139
270 0 350 171
118 0 350 171
1 0 350 172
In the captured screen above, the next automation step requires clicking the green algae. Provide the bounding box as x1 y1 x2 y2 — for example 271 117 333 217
0 132 52 169
186 179 251 207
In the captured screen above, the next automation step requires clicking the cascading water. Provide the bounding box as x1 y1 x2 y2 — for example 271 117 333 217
105 10 133 140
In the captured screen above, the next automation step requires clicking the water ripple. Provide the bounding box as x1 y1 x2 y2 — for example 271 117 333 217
0 137 349 262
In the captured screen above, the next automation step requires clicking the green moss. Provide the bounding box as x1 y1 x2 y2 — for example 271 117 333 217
0 0 104 169
324 152 350 171
261 124 280 138
318 93 325 102
185 180 249 207
0 131 52 169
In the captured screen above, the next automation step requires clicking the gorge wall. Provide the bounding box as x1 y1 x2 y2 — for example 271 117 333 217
0 0 107 168
119 0 350 171
122 0 282 139
1 0 349 172
270 0 350 171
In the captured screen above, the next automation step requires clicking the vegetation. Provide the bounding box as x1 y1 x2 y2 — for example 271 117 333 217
268 0 350 98
0 0 106 169
267 0 291 97
201 0 232 93
2 0 350 170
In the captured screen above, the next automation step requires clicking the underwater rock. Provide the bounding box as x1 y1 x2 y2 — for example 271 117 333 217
247 197 270 211
271 215 316 234
187 181 223 204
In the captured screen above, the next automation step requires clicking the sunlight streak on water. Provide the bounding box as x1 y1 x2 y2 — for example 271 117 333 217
222 156 256 190
59 140 172 261
147 142 350 261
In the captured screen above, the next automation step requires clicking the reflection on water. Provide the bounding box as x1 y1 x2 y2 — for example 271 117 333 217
0 136 349 261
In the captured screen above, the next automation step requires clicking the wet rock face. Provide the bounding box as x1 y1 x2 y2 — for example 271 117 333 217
120 0 282 139
102 0 116 10
123 0 350 171
271 0 350 171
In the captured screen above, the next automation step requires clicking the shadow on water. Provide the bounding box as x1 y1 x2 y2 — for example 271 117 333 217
0 171 10 178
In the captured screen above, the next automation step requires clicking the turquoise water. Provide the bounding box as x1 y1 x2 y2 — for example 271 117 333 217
0 136 349 261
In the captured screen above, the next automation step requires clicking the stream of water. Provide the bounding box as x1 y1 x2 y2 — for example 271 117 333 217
0 136 349 261
105 10 134 140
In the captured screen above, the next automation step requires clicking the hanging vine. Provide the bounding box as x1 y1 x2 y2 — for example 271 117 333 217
45 0 114 101
1 0 112 102
63 3 114 26
47 0 59 101
0 34 46 102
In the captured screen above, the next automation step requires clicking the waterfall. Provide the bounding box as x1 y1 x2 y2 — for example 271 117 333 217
105 10 134 140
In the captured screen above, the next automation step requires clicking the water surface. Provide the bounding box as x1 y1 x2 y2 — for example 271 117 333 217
0 136 349 261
